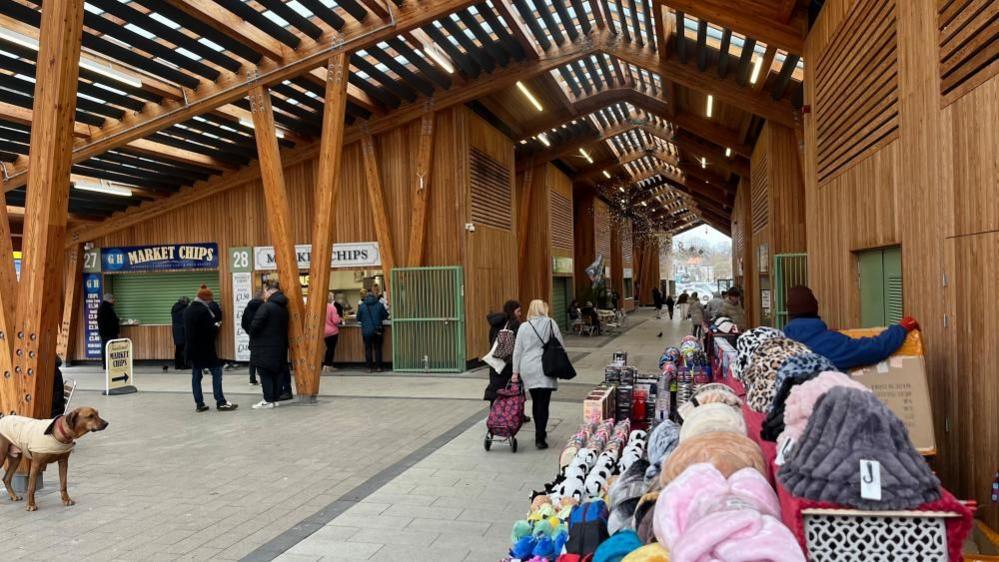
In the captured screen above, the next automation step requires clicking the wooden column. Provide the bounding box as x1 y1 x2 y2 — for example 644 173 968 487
248 85 312 399
407 111 436 266
55 244 82 362
0 199 17 356
303 53 348 395
360 134 396 285
6 0 85 418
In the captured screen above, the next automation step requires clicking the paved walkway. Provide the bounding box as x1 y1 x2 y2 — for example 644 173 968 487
2 309 692 561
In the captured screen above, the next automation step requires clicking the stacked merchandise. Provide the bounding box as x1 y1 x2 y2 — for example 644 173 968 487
657 338 713 421
726 327 974 560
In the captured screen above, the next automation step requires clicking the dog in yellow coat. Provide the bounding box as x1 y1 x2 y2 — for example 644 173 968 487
0 407 108 511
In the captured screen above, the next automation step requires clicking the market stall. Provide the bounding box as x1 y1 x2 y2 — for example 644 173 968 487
500 327 976 561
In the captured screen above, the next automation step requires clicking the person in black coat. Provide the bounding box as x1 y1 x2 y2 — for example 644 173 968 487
652 287 664 318
51 356 66 418
184 285 237 412
241 291 265 386
483 300 522 404
171 297 190 370
248 282 290 408
96 294 120 370
665 293 675 320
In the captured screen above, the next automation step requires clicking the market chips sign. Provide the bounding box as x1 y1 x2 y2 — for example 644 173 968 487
102 243 219 272
253 242 381 271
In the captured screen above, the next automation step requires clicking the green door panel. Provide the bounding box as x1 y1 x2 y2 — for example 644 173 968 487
391 267 465 372
858 249 886 328
551 277 569 332
883 246 904 324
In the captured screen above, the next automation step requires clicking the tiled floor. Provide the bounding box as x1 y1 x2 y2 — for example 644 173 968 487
1 309 692 561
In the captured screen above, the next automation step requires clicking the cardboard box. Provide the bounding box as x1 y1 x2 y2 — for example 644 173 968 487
583 385 616 423
850 354 937 454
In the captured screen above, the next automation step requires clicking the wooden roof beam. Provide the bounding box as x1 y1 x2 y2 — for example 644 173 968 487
658 0 805 55
494 0 543 59
0 101 92 138
3 0 485 192
165 0 289 61
307 68 382 114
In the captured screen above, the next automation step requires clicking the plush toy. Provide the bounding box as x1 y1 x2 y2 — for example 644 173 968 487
584 450 617 498
511 519 533 543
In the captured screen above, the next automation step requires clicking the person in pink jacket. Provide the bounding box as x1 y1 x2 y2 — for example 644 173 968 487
323 292 342 373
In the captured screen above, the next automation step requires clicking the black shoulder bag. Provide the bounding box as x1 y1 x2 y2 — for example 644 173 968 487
530 319 576 380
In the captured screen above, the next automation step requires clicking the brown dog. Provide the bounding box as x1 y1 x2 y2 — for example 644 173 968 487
0 407 109 511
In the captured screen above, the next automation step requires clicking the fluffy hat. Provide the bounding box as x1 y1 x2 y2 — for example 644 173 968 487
678 403 747 442
744 338 812 412
593 530 642 562
653 464 803 562
197 284 213 300
734 327 784 381
607 459 650 535
779 387 941 510
622 543 670 562
633 491 660 544
771 352 838 410
786 285 819 318
644 420 681 481
778 371 872 447
678 385 742 420
660 432 766 485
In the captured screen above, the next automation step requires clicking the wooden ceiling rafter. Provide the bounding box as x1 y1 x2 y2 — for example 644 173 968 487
658 0 806 56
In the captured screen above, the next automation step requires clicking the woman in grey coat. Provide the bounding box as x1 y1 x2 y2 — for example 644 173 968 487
512 299 562 449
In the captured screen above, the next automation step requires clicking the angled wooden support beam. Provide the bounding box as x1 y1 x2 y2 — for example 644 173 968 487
407 110 436 266
659 0 804 55
360 133 397 286
0 197 17 353
750 46 778 92
671 112 752 158
248 85 312 400
56 244 82 363
494 0 543 59
8 0 85 419
302 53 349 396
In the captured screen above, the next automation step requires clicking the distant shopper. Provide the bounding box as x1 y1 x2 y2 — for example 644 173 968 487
677 291 690 320
248 281 290 409
96 293 120 370
51 356 66 418
323 291 342 373
358 290 389 372
665 293 675 320
689 292 705 337
652 287 664 319
719 287 747 329
484 300 522 405
184 285 237 412
705 291 726 320
783 286 919 371
171 296 190 371
372 284 390 316
512 299 562 450
241 289 265 386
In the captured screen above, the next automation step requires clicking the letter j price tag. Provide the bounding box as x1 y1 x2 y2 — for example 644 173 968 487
860 459 882 501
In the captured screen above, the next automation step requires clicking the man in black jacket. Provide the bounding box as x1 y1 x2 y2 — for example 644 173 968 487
248 281 290 409
171 297 189 370
240 290 265 386
96 293 120 370
184 285 237 412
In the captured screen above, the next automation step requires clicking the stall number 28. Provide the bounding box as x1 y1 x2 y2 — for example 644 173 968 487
231 250 251 270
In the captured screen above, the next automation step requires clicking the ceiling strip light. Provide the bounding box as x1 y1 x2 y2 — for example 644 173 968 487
537 133 550 147
75 180 133 197
725 147 732 158
579 148 593 163
701 157 707 168
516 81 544 112
706 94 714 118
603 170 612 179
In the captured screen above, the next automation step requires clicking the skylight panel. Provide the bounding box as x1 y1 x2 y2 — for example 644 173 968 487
149 12 181 30
92 82 127 96
263 10 291 27
176 47 201 61
198 37 225 53
83 3 104 16
287 1 314 18
125 23 156 40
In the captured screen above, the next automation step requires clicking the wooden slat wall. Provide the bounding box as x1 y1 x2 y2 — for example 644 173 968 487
802 0 999 528
573 189 597 298
730 178 754 323
70 107 478 362
550 189 574 254
470 148 514 230
517 163 552 308
751 151 769 235
938 0 999 105
465 111 518 360
814 0 899 184
633 234 660 306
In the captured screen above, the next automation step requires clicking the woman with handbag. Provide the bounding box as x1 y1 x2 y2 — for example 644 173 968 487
512 299 567 450
483 300 522 405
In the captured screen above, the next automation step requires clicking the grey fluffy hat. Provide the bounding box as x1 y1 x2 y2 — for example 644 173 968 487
607 458 650 535
778 387 940 510
644 420 681 481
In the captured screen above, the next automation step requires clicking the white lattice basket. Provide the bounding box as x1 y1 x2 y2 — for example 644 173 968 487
803 508 960 561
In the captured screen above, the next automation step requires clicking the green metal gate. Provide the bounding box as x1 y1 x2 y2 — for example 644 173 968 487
773 253 808 329
391 267 465 372
551 277 570 332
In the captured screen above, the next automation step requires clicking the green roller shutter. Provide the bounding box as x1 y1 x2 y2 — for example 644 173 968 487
109 272 222 325
858 246 903 328
883 246 903 324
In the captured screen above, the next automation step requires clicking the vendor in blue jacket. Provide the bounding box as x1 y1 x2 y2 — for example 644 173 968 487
782 285 920 371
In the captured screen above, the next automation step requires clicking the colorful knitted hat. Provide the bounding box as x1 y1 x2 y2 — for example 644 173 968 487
779 387 941 510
